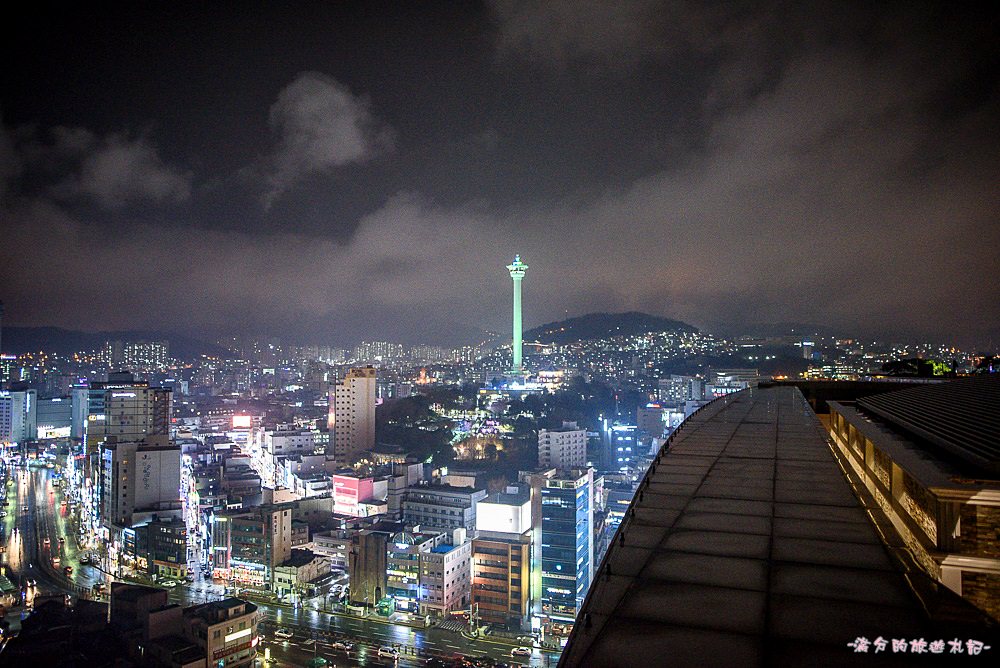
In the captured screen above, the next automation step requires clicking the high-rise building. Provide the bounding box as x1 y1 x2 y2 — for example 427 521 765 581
506 255 528 374
100 439 181 528
538 421 587 469
95 373 172 444
657 374 703 406
35 396 72 440
472 484 534 630
540 468 594 639
330 366 376 463
103 339 170 370
70 384 89 440
94 372 179 541
0 389 36 444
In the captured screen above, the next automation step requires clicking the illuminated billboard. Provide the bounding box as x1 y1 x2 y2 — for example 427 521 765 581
232 415 252 429
38 425 72 439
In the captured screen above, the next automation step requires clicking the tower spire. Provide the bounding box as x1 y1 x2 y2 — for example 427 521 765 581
506 255 529 374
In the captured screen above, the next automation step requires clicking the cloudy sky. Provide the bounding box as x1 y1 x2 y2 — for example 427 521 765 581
1 1 998 347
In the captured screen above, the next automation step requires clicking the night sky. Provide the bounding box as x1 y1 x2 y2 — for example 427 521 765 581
2 2 998 346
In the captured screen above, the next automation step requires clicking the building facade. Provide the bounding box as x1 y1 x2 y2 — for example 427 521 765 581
0 389 36 444
330 366 376 463
829 386 1000 621
182 598 259 668
538 422 587 469
211 505 293 589
100 440 181 529
540 468 594 638
402 485 487 532
418 532 472 619
348 529 389 606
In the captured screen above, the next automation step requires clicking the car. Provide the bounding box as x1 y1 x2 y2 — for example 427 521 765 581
510 647 532 657
79 555 91 565
58 537 65 545
515 636 537 646
52 556 61 566
64 566 73 575
161 580 178 588
331 641 354 651
43 537 50 547
377 647 399 659
22 505 29 512
274 628 294 640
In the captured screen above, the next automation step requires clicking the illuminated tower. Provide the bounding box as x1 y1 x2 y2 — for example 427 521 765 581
506 255 528 373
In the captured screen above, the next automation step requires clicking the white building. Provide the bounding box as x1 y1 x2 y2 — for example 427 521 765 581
419 529 473 618
264 427 317 456
657 374 703 406
329 366 376 463
477 487 533 535
0 389 36 444
100 440 181 528
538 421 587 469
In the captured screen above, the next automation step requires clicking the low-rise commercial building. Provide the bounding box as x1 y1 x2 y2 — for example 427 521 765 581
183 598 259 668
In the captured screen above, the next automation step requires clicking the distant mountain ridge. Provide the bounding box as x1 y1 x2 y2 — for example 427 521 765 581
525 311 698 345
1 326 229 359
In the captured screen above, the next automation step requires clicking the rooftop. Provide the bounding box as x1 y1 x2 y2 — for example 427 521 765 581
480 484 530 506
281 548 319 568
185 597 256 625
856 374 1000 475
558 385 994 667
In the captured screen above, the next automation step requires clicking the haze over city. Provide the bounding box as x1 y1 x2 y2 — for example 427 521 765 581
2 2 998 347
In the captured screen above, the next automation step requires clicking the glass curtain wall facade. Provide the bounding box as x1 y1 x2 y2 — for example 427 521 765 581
540 469 593 638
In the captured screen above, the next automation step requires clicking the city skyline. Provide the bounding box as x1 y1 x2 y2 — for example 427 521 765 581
2 3 998 347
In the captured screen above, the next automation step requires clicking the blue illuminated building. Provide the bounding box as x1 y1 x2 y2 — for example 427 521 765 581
540 468 594 640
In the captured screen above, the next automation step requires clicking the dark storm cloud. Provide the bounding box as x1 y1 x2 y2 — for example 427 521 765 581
7 123 192 209
1 2 998 347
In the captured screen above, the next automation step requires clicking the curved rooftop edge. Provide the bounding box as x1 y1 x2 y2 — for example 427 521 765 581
558 384 998 668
